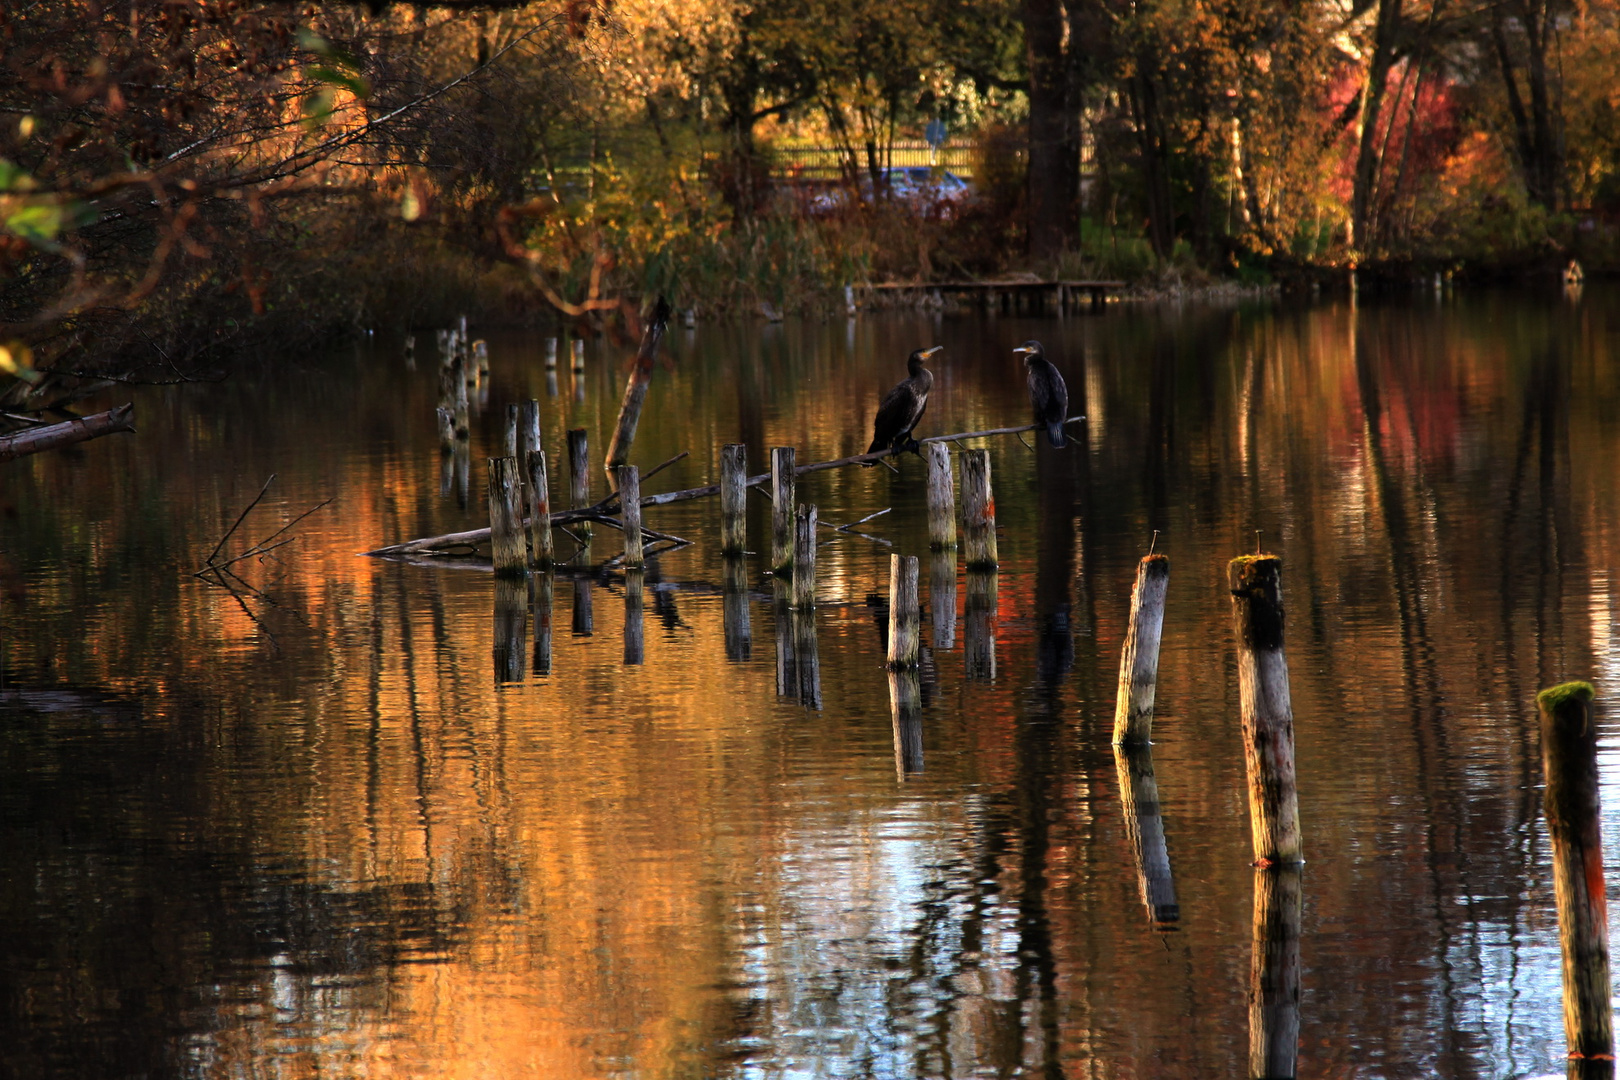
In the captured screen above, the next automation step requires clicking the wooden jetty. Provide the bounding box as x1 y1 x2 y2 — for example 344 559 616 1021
868 278 1125 313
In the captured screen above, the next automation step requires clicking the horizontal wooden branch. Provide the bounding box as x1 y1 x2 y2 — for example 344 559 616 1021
0 404 136 463
362 416 1083 559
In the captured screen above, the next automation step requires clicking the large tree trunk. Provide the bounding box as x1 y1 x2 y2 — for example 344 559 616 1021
1491 0 1563 209
1351 0 1402 253
1023 0 1079 260
1130 67 1176 261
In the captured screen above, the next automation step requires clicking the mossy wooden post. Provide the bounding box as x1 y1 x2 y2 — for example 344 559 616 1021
930 549 957 650
1538 681 1614 1063
616 466 644 569
505 403 520 461
1114 745 1180 926
720 443 748 556
606 299 670 471
889 669 924 779
1112 554 1170 746
792 504 817 609
520 400 542 461
545 337 559 369
771 447 797 575
532 571 554 677
567 428 592 542
924 442 956 550
525 450 553 569
1249 866 1303 1079
965 569 998 679
624 570 645 665
723 556 752 662
961 449 998 569
487 457 527 577
571 574 594 636
493 576 527 684
886 554 921 669
1228 554 1303 866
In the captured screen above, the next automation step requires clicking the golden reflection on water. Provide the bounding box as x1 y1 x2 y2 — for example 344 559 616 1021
3 290 1619 1077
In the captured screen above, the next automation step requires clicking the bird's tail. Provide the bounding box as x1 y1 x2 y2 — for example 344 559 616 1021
1047 423 1067 448
862 439 882 466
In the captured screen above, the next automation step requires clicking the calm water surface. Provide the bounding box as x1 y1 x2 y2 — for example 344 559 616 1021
3 287 1619 1078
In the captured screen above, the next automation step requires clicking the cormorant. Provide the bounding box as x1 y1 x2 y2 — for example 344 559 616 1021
1015 340 1068 447
864 346 942 463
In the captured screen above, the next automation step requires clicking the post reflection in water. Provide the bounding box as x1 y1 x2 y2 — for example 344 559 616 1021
1250 867 1303 1079
964 569 998 679
888 669 923 779
624 570 645 665
492 576 527 684
793 609 821 709
545 369 559 397
1113 744 1179 926
722 556 752 661
571 573 594 636
532 571 553 676
929 549 956 650
773 581 796 697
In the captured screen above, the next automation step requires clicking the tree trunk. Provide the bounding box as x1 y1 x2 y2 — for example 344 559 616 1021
1130 68 1176 261
1491 0 1562 209
0 404 136 463
1023 0 1078 259
1352 0 1402 253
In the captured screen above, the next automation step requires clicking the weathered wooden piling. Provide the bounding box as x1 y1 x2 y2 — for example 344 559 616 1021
770 447 797 575
1249 866 1303 1079
525 450 553 569
1114 745 1180 926
930 549 957 650
1112 554 1170 746
924 442 957 550
889 669 924 779
723 556 752 661
792 504 817 609
567 428 592 542
545 337 559 369
616 466 644 568
961 449 998 570
1228 554 1303 866
793 608 822 709
624 570 645 664
965 569 998 679
505 403 520 460
493 576 527 684
532 571 554 677
1538 681 1614 1063
886 554 921 669
720 443 748 556
520 400 542 461
572 574 594 636
571 338 585 371
487 457 528 576
606 301 670 470
436 406 455 452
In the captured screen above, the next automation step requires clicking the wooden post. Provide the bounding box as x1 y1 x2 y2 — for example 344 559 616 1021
886 554 920 669
492 576 527 684
929 549 957 650
520 400 542 461
1538 681 1614 1062
545 337 559 368
616 465 644 569
436 406 455 453
1114 745 1180 926
961 449 998 570
525 450 553 569
532 571 554 677
771 447 796 575
792 504 817 609
571 574 594 636
889 669 924 779
720 443 748 556
924 442 956 550
793 609 821 709
605 299 670 470
624 570 645 665
1249 866 1303 1079
1112 554 1170 746
567 428 592 542
964 569 998 679
723 556 752 661
1228 554 1303 866
571 338 585 371
505 403 520 460
487 457 527 577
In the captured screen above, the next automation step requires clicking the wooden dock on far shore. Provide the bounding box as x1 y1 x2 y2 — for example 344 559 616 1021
868 278 1126 313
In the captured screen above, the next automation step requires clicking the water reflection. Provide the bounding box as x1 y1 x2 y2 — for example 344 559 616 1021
722 556 751 661
1114 744 1179 926
532 571 554 677
964 569 998 679
624 570 645 664
929 549 956 650
889 669 923 779
492 576 526 683
1250 867 1303 1079
571 573 594 636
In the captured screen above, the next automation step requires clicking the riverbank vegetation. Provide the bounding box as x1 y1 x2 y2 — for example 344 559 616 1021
2 0 1618 394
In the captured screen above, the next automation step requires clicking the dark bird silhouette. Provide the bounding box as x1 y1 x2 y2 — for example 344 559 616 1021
1015 340 1068 447
864 346 941 463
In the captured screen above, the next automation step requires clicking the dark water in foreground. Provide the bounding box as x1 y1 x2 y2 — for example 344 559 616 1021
3 287 1619 1078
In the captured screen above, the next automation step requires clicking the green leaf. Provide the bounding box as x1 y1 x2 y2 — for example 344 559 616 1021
6 203 65 249
0 158 35 193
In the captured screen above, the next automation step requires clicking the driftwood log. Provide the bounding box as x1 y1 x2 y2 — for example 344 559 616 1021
0 404 136 463
363 416 1084 559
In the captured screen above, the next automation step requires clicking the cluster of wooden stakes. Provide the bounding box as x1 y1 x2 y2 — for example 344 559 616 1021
371 318 1615 1078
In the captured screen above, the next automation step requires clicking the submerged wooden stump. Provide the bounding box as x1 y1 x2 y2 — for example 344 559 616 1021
720 443 748 556
1112 554 1170 746
616 465 644 568
487 457 527 577
924 442 956 550
525 450 554 569
771 447 796 575
792 503 817 609
1228 554 1303 866
961 449 997 570
567 428 592 543
886 554 920 669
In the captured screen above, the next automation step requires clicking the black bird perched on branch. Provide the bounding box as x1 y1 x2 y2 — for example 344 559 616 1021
1015 340 1068 447
865 346 942 463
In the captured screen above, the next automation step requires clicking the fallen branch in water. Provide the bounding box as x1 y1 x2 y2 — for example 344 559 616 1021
0 404 136 463
362 416 1084 560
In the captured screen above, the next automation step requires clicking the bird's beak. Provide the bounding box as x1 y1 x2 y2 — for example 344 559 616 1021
1012 345 1033 355
922 346 944 359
